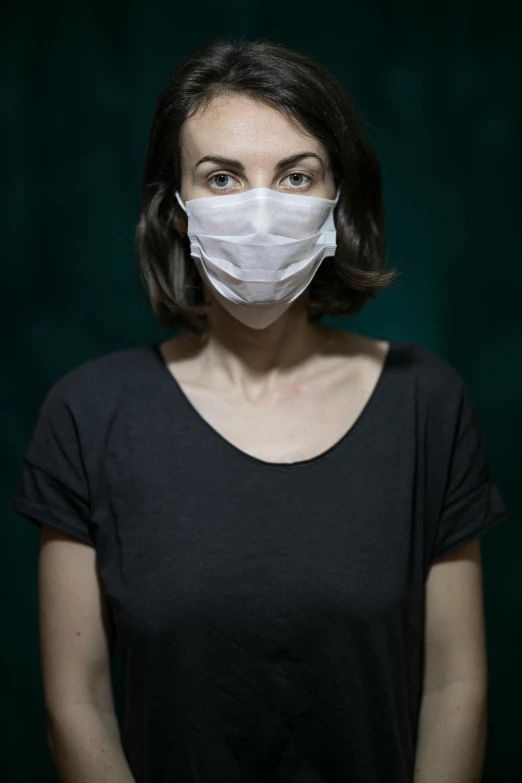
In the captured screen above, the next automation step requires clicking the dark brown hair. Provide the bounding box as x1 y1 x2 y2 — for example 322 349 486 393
136 39 398 333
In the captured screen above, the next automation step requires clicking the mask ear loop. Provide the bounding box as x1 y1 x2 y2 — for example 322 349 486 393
174 190 187 213
175 190 212 308
174 190 188 238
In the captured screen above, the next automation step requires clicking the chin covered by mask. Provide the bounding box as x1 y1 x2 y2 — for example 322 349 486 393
175 186 340 330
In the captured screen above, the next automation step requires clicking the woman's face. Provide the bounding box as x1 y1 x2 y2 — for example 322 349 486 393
178 92 336 214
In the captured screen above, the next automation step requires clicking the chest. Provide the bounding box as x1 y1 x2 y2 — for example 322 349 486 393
93 378 428 655
99 432 418 643
170 369 379 464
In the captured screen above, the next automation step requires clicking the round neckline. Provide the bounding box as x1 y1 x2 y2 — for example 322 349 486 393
149 338 396 472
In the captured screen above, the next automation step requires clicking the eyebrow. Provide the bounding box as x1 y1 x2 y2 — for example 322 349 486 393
194 152 324 172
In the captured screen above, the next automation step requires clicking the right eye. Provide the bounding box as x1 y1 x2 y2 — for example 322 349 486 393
208 173 236 191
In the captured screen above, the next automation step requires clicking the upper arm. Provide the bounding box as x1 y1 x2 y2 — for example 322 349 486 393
38 524 116 717
422 538 488 695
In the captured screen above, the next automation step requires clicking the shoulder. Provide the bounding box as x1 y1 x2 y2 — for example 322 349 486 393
388 340 478 444
329 330 468 407
38 343 158 418
390 339 467 400
18 344 160 485
349 332 467 400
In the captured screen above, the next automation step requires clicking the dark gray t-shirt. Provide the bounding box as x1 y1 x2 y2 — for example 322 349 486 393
12 338 509 783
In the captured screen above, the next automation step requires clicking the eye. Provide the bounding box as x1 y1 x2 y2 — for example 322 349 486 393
283 172 312 189
207 171 313 192
208 173 236 191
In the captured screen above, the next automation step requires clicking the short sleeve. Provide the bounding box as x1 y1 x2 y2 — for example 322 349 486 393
12 376 95 546
430 380 509 564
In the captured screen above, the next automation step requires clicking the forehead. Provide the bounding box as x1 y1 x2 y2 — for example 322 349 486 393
180 93 326 166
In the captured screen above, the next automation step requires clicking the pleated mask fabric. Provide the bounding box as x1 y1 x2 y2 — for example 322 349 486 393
175 187 341 329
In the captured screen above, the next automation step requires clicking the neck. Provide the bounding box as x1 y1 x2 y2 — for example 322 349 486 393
188 295 338 394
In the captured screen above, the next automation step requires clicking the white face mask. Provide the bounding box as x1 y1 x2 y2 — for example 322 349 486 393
174 186 340 329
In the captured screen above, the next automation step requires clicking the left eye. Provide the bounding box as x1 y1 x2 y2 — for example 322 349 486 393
284 172 310 188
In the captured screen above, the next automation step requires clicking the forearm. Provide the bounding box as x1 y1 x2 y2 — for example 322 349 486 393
47 704 136 783
413 681 488 783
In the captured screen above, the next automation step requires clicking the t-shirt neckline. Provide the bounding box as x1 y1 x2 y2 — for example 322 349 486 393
149 338 396 472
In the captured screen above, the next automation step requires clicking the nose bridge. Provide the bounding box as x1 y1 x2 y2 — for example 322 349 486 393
250 193 271 233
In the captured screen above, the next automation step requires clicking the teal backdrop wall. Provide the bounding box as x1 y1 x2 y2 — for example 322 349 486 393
3 1 520 780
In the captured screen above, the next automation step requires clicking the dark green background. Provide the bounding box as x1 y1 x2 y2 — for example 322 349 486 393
3 1 520 780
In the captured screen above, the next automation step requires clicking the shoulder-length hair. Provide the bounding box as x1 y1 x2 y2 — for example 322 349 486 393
136 39 397 333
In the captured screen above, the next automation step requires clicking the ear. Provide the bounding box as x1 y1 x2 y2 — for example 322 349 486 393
172 209 188 236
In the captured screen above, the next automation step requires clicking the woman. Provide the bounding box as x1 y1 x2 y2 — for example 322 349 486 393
13 39 509 783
